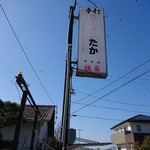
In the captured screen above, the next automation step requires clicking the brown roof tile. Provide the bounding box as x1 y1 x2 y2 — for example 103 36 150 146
24 105 55 122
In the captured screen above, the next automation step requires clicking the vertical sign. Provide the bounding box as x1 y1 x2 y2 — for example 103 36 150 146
76 7 107 78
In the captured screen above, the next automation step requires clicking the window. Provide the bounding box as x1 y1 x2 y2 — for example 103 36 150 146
125 126 131 131
136 125 142 132
125 126 131 134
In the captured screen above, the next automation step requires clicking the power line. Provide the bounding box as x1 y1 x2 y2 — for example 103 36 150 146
71 69 150 114
106 0 139 37
73 90 150 107
74 58 150 103
107 75 150 83
105 0 118 17
87 0 97 8
105 78 150 85
0 4 54 105
72 101 150 115
102 98 150 107
73 114 122 122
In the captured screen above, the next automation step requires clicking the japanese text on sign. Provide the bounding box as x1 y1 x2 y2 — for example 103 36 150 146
77 7 107 78
85 8 101 14
89 39 98 55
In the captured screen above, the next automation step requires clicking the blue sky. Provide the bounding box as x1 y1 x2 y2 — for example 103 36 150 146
0 0 150 142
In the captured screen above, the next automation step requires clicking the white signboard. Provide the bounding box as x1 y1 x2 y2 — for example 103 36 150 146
76 7 107 78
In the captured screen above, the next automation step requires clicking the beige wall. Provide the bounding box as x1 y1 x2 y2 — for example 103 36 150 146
111 131 126 145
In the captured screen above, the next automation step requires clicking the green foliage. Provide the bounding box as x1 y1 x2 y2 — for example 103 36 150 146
0 99 20 128
134 140 141 150
0 99 4 108
0 99 20 149
134 136 150 150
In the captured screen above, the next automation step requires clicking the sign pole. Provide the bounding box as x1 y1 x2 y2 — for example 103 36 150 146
61 1 76 150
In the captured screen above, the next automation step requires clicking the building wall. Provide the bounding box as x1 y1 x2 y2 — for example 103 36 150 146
0 121 43 150
111 122 150 150
39 122 48 141
18 121 40 150
48 111 55 141
0 124 15 141
124 133 134 150
131 122 150 133
116 144 127 150
125 132 134 143
111 131 126 144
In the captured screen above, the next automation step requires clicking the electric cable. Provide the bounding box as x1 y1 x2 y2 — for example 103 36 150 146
107 0 139 37
73 90 150 107
97 98 150 107
106 76 150 85
87 0 97 8
73 114 122 122
105 0 118 18
0 4 54 105
71 69 150 114
72 101 150 115
74 58 150 103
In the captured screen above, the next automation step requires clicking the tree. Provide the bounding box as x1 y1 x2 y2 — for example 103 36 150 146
54 121 61 142
0 99 20 149
0 99 19 128
134 140 141 150
134 136 150 150
53 121 62 150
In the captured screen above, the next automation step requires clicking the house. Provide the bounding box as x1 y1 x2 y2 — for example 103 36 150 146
111 114 150 150
0 105 55 150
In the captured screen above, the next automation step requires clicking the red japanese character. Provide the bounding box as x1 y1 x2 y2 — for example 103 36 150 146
84 64 92 71
94 65 100 72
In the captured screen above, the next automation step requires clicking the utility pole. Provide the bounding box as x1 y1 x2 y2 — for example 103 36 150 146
78 129 82 144
78 129 82 150
61 0 76 150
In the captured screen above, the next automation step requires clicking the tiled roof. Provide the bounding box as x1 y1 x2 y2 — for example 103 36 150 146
111 114 150 130
24 105 55 122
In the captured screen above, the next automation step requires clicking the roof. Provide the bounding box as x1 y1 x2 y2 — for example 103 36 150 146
111 114 150 130
24 105 55 122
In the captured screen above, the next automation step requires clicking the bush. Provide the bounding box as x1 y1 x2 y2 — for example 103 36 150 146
134 136 150 150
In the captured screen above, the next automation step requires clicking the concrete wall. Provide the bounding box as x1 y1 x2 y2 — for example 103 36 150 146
0 121 42 150
131 122 150 133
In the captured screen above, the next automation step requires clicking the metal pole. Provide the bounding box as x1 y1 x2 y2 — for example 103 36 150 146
78 129 82 149
64 44 72 149
60 59 67 148
30 111 38 150
61 0 76 149
16 73 40 115
61 44 72 150
12 91 27 150
14 73 40 149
